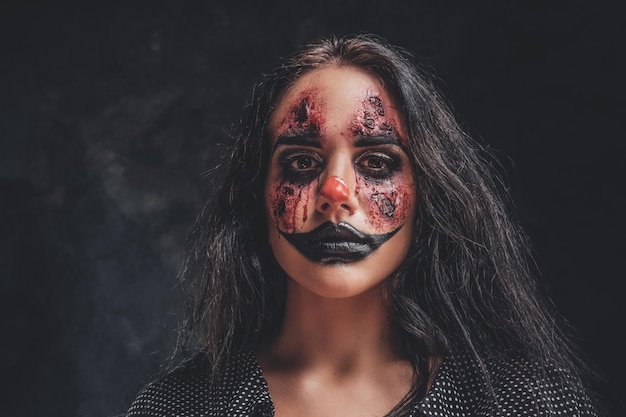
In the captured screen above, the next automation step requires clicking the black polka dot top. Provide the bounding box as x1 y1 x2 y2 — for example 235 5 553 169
126 349 598 416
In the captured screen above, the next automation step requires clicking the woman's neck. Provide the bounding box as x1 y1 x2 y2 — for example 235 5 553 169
261 280 400 372
257 280 416 417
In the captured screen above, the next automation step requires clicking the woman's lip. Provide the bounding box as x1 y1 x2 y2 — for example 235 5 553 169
312 241 372 265
279 221 402 264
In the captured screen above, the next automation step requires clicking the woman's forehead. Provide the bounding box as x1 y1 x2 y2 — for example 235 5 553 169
268 66 405 141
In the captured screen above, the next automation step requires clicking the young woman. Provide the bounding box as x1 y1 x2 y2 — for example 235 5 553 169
126 34 600 416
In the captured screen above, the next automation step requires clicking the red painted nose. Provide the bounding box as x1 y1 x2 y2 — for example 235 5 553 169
320 176 350 202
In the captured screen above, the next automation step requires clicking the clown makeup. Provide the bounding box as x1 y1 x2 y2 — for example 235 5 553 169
265 65 416 297
267 90 414 237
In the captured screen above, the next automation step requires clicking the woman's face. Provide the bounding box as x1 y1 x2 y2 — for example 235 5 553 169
264 65 416 299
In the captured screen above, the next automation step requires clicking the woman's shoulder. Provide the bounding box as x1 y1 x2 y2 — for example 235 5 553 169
125 353 214 417
125 350 272 417
485 354 598 416
427 350 599 416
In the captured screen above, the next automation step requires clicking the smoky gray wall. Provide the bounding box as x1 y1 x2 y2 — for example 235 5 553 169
0 1 623 416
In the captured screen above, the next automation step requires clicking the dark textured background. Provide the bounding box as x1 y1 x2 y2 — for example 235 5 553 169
1 1 623 416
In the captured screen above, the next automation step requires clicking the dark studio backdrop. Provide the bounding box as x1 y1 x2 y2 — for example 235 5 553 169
0 0 623 416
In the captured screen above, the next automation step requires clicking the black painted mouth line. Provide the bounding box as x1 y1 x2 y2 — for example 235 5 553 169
280 221 402 264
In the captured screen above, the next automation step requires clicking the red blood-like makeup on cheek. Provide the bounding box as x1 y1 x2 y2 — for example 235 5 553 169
269 182 314 233
360 177 413 231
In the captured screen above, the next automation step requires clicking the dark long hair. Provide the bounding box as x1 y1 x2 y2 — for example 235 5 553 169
179 34 594 415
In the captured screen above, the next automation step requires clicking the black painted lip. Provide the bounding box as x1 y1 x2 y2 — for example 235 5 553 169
280 221 402 264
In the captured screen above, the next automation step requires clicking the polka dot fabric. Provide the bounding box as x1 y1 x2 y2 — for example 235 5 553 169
127 351 273 417
417 352 598 416
126 350 598 416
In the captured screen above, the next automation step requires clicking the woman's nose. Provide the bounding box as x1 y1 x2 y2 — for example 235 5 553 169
315 175 355 215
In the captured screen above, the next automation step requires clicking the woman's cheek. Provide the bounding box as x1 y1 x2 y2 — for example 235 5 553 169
359 177 414 231
268 181 315 233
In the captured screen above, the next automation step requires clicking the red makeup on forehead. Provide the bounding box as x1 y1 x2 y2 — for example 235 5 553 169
349 92 408 147
274 89 325 138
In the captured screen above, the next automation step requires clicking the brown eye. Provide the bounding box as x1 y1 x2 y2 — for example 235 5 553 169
355 152 399 179
279 151 324 183
291 155 317 170
364 155 387 169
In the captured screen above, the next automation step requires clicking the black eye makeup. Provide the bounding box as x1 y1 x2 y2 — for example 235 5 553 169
278 150 324 183
272 130 409 185
276 147 405 184
354 150 402 180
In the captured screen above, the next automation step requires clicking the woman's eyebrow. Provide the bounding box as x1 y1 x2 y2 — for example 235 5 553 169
273 135 322 149
354 134 409 153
